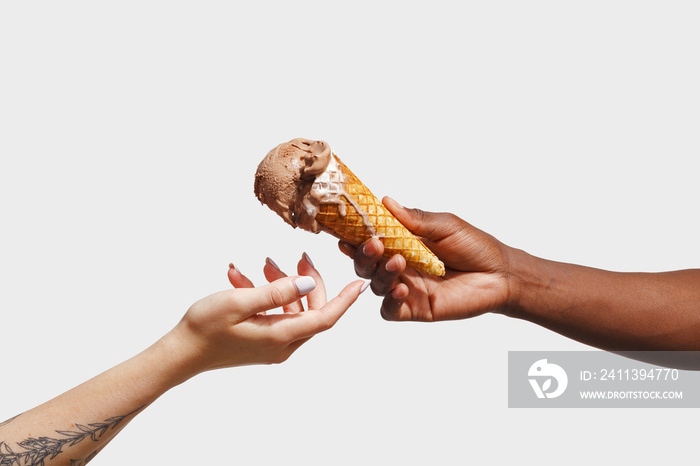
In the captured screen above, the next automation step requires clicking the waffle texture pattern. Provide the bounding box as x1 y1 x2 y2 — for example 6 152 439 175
315 154 445 277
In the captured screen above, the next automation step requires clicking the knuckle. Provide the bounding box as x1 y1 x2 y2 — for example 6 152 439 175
445 212 465 230
354 262 377 279
354 250 368 264
444 212 460 224
268 286 286 309
319 313 335 332
410 207 426 221
217 290 238 308
370 279 389 297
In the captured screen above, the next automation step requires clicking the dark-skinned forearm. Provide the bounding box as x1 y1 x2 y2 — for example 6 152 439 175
503 247 700 352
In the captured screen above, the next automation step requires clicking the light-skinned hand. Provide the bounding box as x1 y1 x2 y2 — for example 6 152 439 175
169 254 368 373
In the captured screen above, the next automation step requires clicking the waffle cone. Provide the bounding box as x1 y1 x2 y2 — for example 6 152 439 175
315 155 445 277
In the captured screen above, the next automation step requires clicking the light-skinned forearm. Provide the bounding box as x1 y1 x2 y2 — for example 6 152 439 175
0 330 199 466
0 263 363 466
504 247 700 352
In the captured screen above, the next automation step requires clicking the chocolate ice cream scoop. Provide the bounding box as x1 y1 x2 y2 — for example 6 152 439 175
254 138 333 232
253 138 446 277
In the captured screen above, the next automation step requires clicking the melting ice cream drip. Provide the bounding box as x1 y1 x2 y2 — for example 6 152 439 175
306 154 378 237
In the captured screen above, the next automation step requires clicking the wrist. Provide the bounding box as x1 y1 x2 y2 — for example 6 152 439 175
149 326 208 388
500 246 549 318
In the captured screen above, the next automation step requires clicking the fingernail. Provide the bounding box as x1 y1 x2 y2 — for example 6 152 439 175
362 239 378 256
302 252 315 268
360 280 371 294
294 276 316 295
384 196 402 209
266 257 281 271
229 263 240 273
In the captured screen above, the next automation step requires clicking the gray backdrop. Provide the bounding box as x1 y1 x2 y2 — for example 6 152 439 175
1 1 698 465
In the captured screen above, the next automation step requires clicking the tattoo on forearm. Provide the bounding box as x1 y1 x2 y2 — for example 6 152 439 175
0 406 144 466
70 449 97 466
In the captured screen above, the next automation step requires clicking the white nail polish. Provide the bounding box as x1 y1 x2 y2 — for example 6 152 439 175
294 276 316 295
303 252 315 267
360 280 371 293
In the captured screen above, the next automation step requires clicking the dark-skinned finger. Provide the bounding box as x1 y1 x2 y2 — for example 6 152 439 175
370 254 406 297
354 237 384 279
379 283 410 321
383 196 460 241
338 241 356 258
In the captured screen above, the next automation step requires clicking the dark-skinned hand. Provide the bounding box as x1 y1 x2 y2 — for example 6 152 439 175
339 197 514 322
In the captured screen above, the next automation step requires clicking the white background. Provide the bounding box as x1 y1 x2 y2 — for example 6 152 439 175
1 1 698 464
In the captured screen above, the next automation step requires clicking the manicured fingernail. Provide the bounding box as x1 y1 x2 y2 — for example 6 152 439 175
360 280 371 294
266 257 281 271
302 252 315 268
229 263 240 273
294 276 316 295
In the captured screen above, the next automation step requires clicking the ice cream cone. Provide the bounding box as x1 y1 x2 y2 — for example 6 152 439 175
314 154 445 277
254 138 446 277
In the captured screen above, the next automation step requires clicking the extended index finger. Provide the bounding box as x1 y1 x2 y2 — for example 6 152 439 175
283 280 366 342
